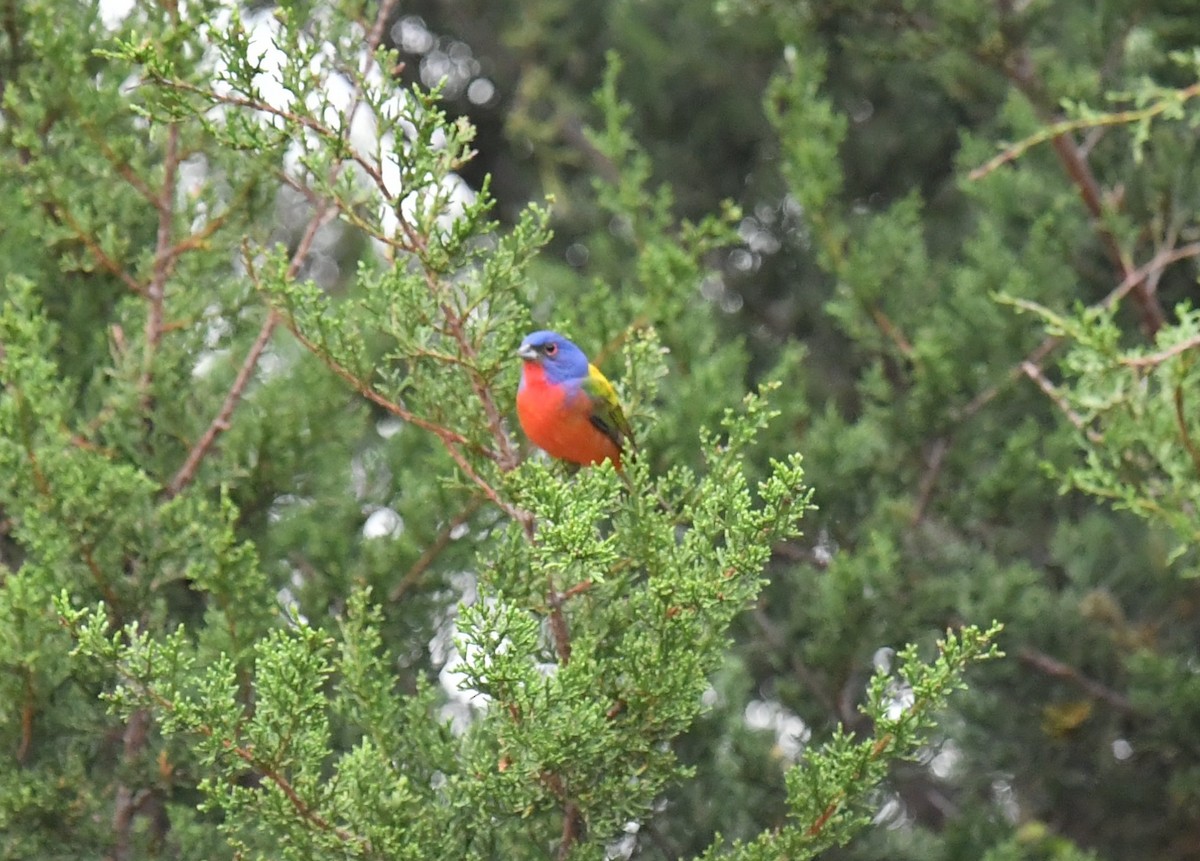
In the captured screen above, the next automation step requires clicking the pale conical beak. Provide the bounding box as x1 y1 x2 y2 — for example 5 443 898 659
517 343 538 361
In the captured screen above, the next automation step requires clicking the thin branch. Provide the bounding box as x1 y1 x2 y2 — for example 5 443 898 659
955 241 1200 423
111 708 150 861
81 543 122 618
998 47 1166 334
80 116 160 207
362 0 399 59
50 202 145 295
1119 332 1200 368
388 496 484 602
969 82 1200 180
437 298 522 471
869 306 915 359
1098 241 1200 311
805 731 896 838
545 579 573 665
910 436 949 527
165 308 281 498
1017 647 1136 713
752 606 840 720
166 187 336 500
558 113 620 185
222 737 367 847
165 184 253 256
556 800 584 861
140 123 181 404
1173 380 1200 478
275 318 465 450
1020 361 1102 443
540 769 585 860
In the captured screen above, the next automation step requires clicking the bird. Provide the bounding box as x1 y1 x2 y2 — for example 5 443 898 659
516 330 635 469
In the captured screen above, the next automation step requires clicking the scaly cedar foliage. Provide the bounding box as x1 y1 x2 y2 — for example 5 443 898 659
359 0 1197 859
0 2 1002 861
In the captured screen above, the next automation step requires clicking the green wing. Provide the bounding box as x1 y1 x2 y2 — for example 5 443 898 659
582 364 635 452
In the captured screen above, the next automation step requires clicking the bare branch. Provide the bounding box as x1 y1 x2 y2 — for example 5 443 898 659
388 496 485 602
1119 333 1200 368
998 47 1166 334
911 436 949 527
165 0 401 498
1020 361 1102 443
49 202 144 295
437 298 523 471
140 123 181 405
111 708 151 861
167 192 338 503
165 308 281 499
969 82 1200 181
1173 381 1200 478
955 241 1200 423
1018 647 1136 713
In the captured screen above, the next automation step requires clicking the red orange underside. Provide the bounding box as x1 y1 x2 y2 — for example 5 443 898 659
517 364 621 467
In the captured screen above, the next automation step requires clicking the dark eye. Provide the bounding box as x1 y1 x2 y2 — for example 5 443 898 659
544 342 558 356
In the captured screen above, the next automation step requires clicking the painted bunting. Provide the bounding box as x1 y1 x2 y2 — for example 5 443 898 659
516 330 635 468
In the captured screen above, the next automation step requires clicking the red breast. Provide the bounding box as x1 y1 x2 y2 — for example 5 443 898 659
518 362 622 467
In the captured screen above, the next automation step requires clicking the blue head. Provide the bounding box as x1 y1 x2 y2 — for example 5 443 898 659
517 330 589 385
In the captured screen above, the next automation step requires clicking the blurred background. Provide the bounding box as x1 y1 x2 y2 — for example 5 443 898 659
365 2 1200 858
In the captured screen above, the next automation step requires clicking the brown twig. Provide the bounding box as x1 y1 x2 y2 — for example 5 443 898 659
388 496 485 602
110 707 150 861
558 580 593 602
1119 332 1200 368
1020 361 1102 443
1017 647 1136 713
869 307 915 359
80 116 160 207
164 307 281 498
540 769 585 860
969 82 1200 181
999 47 1165 335
221 736 367 847
1173 381 1200 478
954 241 1200 424
805 731 896 838
50 202 145 295
140 123 181 406
437 299 523 472
910 436 949 527
81 543 123 619
546 579 574 665
556 800 585 861
752 606 841 720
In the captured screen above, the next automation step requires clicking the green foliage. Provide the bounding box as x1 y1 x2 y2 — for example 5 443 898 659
706 624 1003 861
7 0 1200 859
0 2 1002 860
1005 299 1200 560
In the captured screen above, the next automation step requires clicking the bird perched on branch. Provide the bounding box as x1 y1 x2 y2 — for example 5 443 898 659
516 330 634 469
